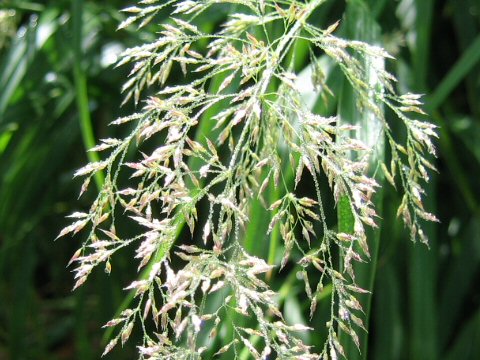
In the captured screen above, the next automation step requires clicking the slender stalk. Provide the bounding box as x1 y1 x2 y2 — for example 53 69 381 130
72 0 104 191
72 2 102 358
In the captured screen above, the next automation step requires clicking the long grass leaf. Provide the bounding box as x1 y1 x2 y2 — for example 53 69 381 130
337 1 385 358
428 35 480 112
407 1 439 358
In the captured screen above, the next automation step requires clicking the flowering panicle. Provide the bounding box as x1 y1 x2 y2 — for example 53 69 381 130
60 0 437 358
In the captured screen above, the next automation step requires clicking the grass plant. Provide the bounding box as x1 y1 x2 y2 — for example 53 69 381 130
0 1 479 359
60 1 437 358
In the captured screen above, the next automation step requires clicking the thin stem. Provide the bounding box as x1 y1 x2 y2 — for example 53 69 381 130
72 0 104 191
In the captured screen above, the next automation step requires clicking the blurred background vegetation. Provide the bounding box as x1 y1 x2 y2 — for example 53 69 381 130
0 0 479 359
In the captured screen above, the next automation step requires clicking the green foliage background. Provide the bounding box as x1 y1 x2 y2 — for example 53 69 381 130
0 0 479 359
